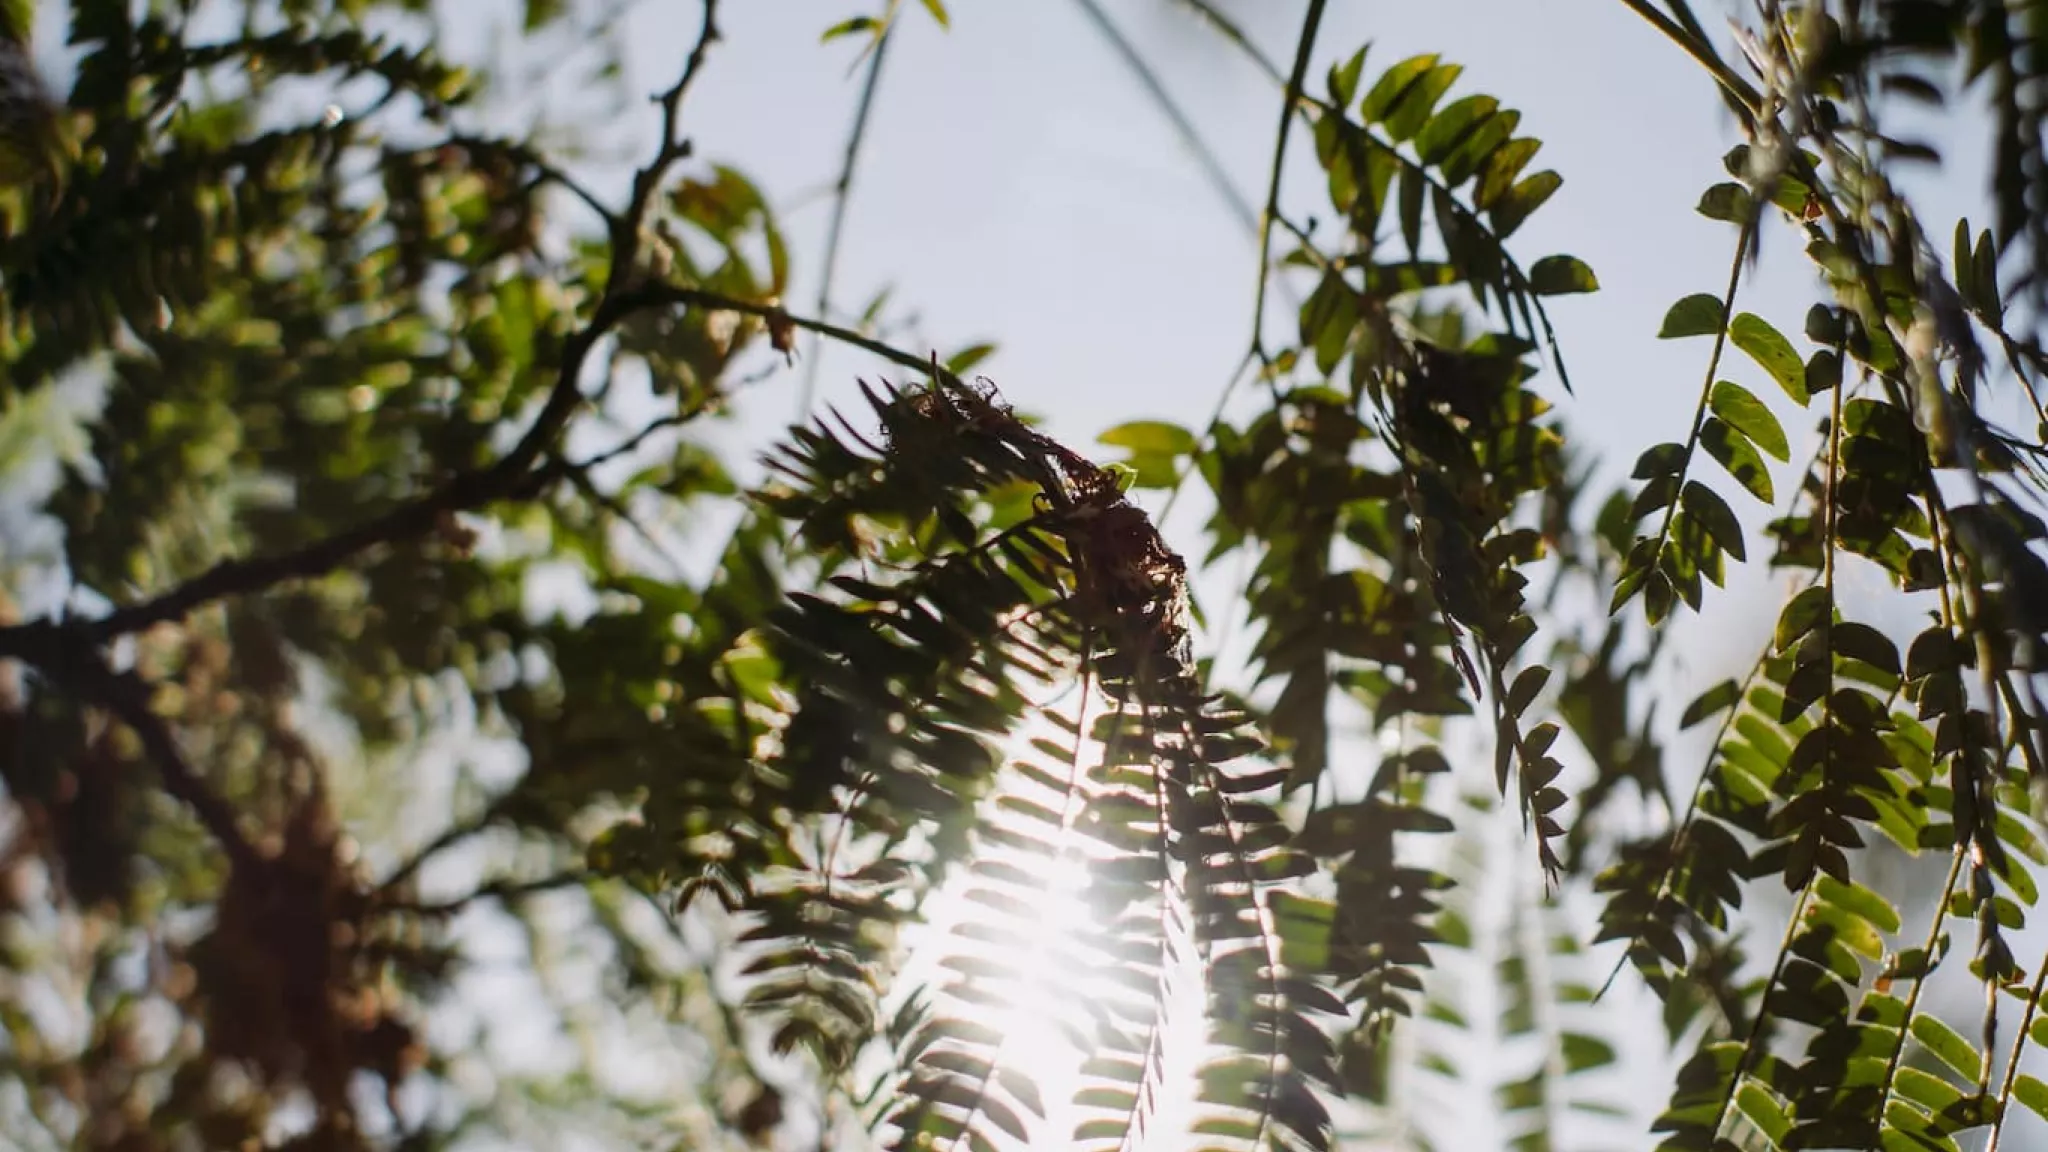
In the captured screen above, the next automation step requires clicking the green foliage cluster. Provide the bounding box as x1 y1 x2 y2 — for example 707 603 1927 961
2 1 2048 1151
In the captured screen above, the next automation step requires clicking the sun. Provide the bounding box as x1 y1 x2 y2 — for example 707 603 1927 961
894 711 1207 1152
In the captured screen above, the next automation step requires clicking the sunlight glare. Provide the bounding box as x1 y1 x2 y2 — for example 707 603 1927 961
896 711 1207 1151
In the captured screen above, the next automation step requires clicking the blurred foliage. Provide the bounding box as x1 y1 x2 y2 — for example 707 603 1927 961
2 1 2048 1151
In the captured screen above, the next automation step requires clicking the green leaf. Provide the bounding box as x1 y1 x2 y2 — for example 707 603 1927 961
1384 63 1464 142
1709 381 1789 461
1474 137 1542 207
1098 420 1197 455
1633 441 1688 479
918 0 951 27
1562 1032 1617 1072
1328 46 1369 107
523 0 567 30
1682 480 1746 562
1730 313 1809 404
1488 170 1562 237
1528 255 1599 295
1910 1014 1981 1081
821 15 879 41
2015 1074 2048 1122
1894 1066 1965 1113
1700 418 1775 503
1415 93 1498 165
1696 182 1753 223
945 343 996 374
1775 586 1831 652
1806 348 1843 394
1680 679 1741 729
1399 165 1426 256
1735 1081 1792 1145
1832 622 1901 677
1815 874 1902 933
1360 54 1440 123
1659 293 1727 338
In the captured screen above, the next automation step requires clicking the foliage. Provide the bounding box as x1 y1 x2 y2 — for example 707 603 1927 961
2 1 2048 1151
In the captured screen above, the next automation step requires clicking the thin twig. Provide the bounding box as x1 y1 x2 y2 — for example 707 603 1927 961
1644 211 1759 578
1069 0 1259 234
375 794 515 896
632 283 945 377
391 871 592 918
1167 0 1284 84
1248 0 1326 364
443 132 618 228
613 0 723 289
797 17 896 418
1988 939 2048 1152
1614 0 1764 124
566 468 691 579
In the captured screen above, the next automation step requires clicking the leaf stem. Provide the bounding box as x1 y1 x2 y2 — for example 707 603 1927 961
1709 878 1815 1142
1874 844 1968 1141
1645 212 1758 590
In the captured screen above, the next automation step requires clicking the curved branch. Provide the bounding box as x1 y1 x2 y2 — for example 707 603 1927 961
18 637 263 876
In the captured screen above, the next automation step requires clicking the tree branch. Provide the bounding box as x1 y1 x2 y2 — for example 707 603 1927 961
444 132 619 228
384 871 592 918
0 9 737 657
0 7 732 877
796 16 895 418
610 0 722 294
18 635 263 876
0 294 933 665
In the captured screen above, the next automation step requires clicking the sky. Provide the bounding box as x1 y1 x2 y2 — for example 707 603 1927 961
612 0 1998 656
588 2 2017 1147
8 0 2032 1147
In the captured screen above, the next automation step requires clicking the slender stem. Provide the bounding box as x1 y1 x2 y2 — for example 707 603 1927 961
638 284 941 376
1613 0 1764 122
612 0 723 289
1168 0 1285 83
1646 213 1759 578
393 871 592 917
1069 0 1259 234
444 132 618 228
1592 577 1810 1001
376 794 512 896
1709 880 1816 1141
1874 845 1968 1133
797 16 896 418
1248 0 1327 363
1987 942 2048 1152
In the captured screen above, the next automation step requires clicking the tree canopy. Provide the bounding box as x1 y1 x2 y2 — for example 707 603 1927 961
3 1 2048 1150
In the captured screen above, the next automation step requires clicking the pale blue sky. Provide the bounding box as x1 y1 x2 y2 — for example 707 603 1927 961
592 3 2012 1147
9 1 2025 1146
